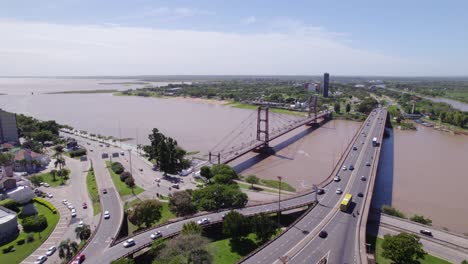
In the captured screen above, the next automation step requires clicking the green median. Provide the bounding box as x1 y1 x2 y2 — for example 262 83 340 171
105 161 144 197
86 168 101 215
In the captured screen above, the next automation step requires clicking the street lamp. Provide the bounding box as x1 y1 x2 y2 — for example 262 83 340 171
277 176 282 227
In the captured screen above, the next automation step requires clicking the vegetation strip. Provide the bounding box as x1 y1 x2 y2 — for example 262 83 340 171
105 161 144 196
86 168 102 215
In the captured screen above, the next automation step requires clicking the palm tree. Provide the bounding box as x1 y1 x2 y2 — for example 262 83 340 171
58 239 79 260
74 224 91 241
54 157 66 170
50 169 58 182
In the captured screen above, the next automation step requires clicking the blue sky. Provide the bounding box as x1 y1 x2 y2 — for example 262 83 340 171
0 0 467 76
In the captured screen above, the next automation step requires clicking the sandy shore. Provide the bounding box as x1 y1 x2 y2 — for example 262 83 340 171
168 96 230 106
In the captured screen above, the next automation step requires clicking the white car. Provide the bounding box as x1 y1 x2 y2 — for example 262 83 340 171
47 193 53 198
333 176 341 182
104 211 110 219
71 211 77 217
35 255 47 264
150 231 162 239
336 188 343 194
78 220 84 228
63 199 68 205
46 246 56 256
68 205 74 210
342 166 347 171
123 238 135 248
361 176 366 181
197 218 210 225
43 183 50 188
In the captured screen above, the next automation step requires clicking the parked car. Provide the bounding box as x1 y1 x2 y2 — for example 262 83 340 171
78 220 84 228
150 231 162 239
46 246 56 256
47 193 53 198
43 183 50 187
74 253 85 264
34 255 47 264
71 211 77 217
104 211 110 219
82 202 87 209
197 218 210 225
172 184 180 189
63 199 68 205
123 239 135 247
120 151 125 156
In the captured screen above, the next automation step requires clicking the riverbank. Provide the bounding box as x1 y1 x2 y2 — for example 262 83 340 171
45 89 118 94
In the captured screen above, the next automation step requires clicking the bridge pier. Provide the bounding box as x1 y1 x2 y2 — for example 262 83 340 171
253 145 276 155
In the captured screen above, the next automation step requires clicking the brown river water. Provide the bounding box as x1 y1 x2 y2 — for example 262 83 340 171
0 78 467 233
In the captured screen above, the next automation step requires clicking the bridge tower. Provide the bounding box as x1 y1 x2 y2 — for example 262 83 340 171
256 106 270 147
307 95 319 126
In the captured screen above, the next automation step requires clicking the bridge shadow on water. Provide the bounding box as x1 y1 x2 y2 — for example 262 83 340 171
232 125 318 173
367 116 395 235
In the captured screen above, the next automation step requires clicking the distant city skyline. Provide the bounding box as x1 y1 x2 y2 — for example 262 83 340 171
0 0 467 76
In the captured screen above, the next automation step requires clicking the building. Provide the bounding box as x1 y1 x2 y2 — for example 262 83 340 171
323 73 330 98
13 149 50 173
6 186 35 204
0 206 19 243
0 109 19 144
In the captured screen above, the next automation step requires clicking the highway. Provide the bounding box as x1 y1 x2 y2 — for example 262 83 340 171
75 109 384 263
242 108 387 264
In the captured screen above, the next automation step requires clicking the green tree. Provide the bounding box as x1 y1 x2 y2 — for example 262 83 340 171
252 213 277 243
30 175 44 187
127 199 163 228
334 103 341 113
58 239 79 260
192 184 248 211
246 175 259 189
182 221 202 235
111 259 135 264
50 169 58 182
200 166 212 181
461 260 468 264
410 215 432 226
169 190 198 217
346 103 351 113
222 211 250 241
32 130 55 144
212 173 234 185
210 164 237 179
125 176 135 192
0 153 13 166
157 234 210 264
188 248 213 264
74 224 91 241
381 205 406 219
57 168 69 183
381 233 426 264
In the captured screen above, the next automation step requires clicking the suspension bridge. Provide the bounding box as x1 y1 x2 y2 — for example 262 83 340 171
208 95 332 164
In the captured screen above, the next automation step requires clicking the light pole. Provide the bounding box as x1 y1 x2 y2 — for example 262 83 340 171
128 149 133 177
277 175 282 227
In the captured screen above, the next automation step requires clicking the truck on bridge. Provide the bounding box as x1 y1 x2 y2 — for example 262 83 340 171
372 137 379 146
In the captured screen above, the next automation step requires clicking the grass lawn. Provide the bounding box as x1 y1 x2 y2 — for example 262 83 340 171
126 200 175 235
0 202 60 264
237 182 278 194
86 168 101 215
105 161 144 197
206 233 258 264
369 236 452 264
34 171 67 187
260 179 296 192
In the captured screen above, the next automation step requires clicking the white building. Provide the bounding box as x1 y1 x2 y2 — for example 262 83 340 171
0 206 18 243
6 186 35 204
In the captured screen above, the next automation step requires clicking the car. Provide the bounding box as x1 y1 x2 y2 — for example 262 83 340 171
47 193 53 198
360 176 366 181
353 146 358 150
317 189 325 195
99 144 103 147
139 168 143 172
71 211 77 217
155 178 161 183
82 202 87 209
120 151 125 155
78 220 84 228
74 253 86 263
102 188 107 194
90 149 93 152
43 183 50 187
40 182 45 186
172 184 180 189
123 238 135 247
333 176 341 182
71 209 76 213
357 192 364 197
197 218 210 225
35 255 47 264
349 165 354 170
106 144 110 147
336 188 343 194
87 142 91 145
366 162 371 166
63 199 68 205
420 230 433 236
318 230 328 238
104 211 110 219
361 141 365 144
46 246 56 256
68 204 75 210
342 165 347 171
150 231 162 239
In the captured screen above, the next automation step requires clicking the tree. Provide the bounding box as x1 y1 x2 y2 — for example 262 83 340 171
246 175 259 189
50 169 58 182
22 215 48 232
381 205 406 219
192 184 248 211
32 130 55 144
120 171 131 182
125 176 135 190
334 103 341 113
200 166 212 181
346 103 351 113
222 211 250 241
127 199 163 228
188 248 213 264
210 164 237 179
169 190 198 217
58 239 79 260
461 260 468 264
410 215 432 226
182 221 202 235
0 153 13 166
57 168 69 183
252 213 277 243
212 173 234 185
30 175 44 187
157 234 210 264
111 259 135 264
75 224 91 241
381 233 426 264
54 157 66 170
111 162 124 174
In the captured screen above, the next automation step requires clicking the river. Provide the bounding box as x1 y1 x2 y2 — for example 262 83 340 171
423 95 468 112
1 78 467 234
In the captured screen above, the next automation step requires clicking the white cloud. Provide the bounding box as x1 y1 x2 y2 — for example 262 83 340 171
0 20 442 76
241 16 257 25
115 7 212 21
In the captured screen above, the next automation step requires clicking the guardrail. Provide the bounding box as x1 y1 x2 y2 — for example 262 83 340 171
358 109 387 264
